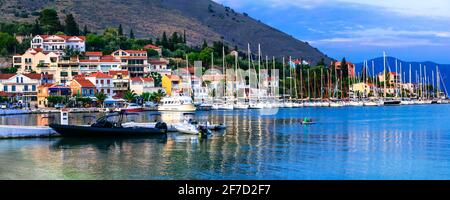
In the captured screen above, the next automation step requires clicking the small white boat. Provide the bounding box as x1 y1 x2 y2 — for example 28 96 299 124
173 123 199 135
364 101 381 106
329 101 344 107
215 103 234 110
348 101 364 106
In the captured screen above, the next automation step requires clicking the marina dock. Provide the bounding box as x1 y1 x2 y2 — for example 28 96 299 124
0 125 58 139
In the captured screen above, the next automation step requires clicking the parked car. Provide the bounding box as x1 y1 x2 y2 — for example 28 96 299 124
54 103 65 109
0 104 7 109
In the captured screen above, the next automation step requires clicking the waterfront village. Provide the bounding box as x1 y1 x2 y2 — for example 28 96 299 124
0 31 448 115
0 8 448 116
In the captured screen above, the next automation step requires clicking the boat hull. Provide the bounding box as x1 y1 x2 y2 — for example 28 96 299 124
49 124 167 137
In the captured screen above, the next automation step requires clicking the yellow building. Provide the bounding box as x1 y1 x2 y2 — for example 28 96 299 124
351 82 373 96
161 75 181 96
13 48 59 74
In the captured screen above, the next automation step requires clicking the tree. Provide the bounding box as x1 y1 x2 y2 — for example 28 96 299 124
140 92 151 101
129 29 135 39
149 72 162 87
31 20 43 35
0 32 17 54
202 40 208 49
82 25 89 36
146 49 159 57
124 90 137 102
150 89 166 103
95 92 107 107
183 30 187 43
38 9 63 34
161 31 169 48
118 24 123 36
64 14 80 36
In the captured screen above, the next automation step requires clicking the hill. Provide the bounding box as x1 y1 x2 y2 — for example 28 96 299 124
0 0 332 64
355 57 450 94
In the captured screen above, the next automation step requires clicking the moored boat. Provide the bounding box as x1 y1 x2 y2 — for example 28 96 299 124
49 112 168 137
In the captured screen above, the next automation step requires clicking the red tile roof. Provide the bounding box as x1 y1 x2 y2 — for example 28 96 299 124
38 35 86 42
144 44 161 50
23 73 53 80
125 50 146 54
109 70 129 76
149 59 168 65
142 77 154 82
89 72 112 79
85 51 103 57
0 74 16 80
73 78 95 88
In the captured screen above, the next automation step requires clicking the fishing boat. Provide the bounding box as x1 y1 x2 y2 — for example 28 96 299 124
158 93 196 112
49 112 168 137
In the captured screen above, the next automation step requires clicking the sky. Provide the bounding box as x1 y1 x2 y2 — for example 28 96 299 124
213 0 450 63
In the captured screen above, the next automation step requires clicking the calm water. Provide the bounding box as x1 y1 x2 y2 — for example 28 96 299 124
1 105 450 180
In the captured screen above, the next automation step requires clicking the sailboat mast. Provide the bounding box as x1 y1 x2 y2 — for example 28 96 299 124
248 43 251 102
283 57 286 101
258 44 261 101
383 51 387 99
222 46 226 99
409 64 412 98
437 66 440 99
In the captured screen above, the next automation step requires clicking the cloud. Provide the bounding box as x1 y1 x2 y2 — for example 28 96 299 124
310 28 450 47
214 0 450 18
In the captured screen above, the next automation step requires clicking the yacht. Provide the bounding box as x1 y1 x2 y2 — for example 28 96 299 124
158 93 196 112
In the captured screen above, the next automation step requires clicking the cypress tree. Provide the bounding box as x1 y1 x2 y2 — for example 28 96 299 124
38 8 63 34
129 29 135 39
31 20 43 35
64 14 80 36
161 32 168 48
202 40 208 49
183 30 187 43
82 25 89 35
118 24 123 36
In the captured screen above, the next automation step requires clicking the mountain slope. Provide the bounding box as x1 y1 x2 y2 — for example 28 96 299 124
356 57 450 94
0 0 331 63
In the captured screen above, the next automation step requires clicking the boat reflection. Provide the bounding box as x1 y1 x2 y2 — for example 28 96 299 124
52 136 168 150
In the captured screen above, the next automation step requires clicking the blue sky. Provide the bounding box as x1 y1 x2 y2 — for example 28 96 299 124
213 0 450 63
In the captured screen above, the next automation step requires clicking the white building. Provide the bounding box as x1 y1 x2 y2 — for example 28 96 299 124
30 35 86 55
130 77 161 95
85 72 114 97
0 73 52 106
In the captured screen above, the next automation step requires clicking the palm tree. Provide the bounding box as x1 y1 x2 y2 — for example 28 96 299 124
95 92 107 108
150 89 166 103
140 92 151 102
124 90 137 103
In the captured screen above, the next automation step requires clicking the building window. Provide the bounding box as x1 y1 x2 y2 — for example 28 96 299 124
3 86 7 91
101 80 104 84
107 80 110 84
32 85 36 91
24 85 29 91
12 86 16 92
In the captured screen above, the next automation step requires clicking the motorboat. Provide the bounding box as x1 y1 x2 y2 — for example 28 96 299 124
49 112 168 137
119 103 144 113
234 102 249 109
158 93 196 112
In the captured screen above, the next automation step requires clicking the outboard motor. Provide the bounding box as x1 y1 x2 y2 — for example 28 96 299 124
155 122 168 133
198 125 209 139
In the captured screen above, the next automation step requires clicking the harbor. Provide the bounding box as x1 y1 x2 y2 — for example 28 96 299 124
2 105 450 179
